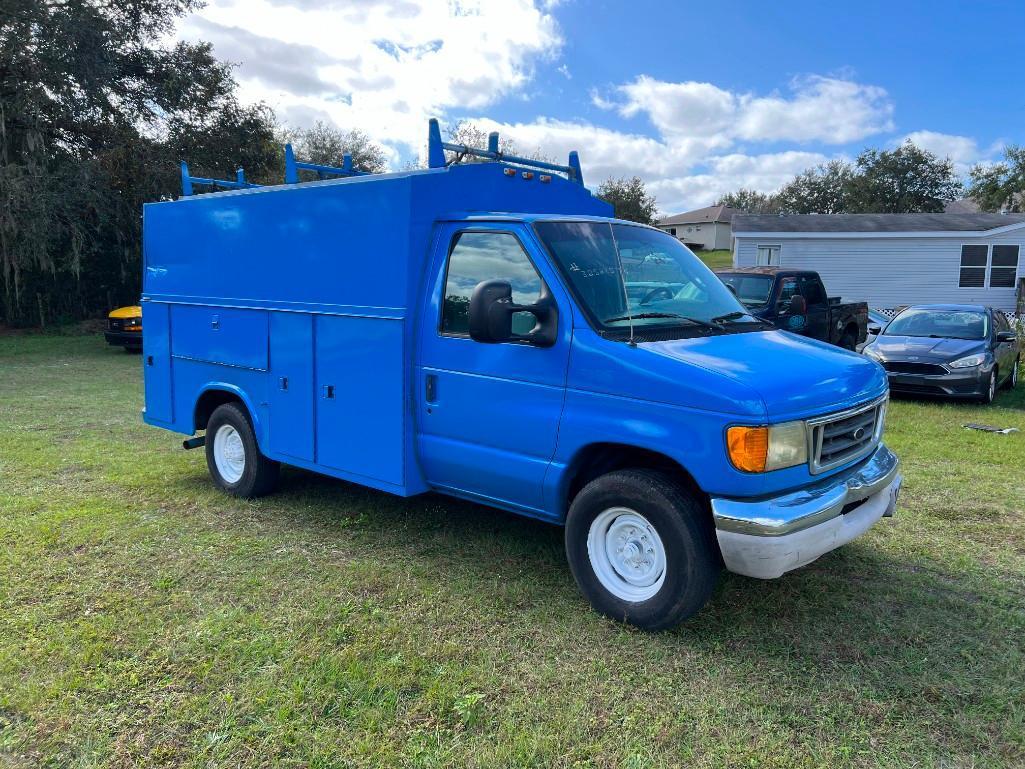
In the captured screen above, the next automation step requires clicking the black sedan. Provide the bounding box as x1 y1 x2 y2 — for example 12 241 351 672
862 304 1020 403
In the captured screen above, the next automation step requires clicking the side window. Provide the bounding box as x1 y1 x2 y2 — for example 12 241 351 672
798 276 827 306
990 245 1019 288
441 231 543 336
959 245 988 288
778 277 798 304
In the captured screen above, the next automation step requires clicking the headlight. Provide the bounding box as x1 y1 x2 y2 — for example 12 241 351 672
948 353 986 369
727 420 808 473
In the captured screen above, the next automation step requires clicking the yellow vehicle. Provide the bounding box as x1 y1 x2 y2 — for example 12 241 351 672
105 305 143 351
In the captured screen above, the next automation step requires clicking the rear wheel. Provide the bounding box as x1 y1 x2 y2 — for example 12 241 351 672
205 402 279 498
839 327 857 351
565 469 720 631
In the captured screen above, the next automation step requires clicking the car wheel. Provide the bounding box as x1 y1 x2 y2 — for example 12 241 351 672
839 331 857 351
205 402 279 498
565 469 720 631
980 370 997 404
1005 357 1019 390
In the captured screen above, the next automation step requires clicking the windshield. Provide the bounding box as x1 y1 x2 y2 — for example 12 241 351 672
717 273 774 306
533 221 758 332
883 308 988 340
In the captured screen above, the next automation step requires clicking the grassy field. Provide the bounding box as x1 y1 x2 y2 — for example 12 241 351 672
697 249 733 269
2 333 1024 768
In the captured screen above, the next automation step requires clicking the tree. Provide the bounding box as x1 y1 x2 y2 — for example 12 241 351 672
443 120 553 165
278 121 388 174
968 145 1025 212
775 160 857 214
596 177 658 224
1 0 280 326
715 188 780 214
846 141 962 213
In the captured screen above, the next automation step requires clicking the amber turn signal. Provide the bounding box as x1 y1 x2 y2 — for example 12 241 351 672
726 426 768 473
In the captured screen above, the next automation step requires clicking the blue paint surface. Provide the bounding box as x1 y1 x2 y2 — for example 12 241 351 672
143 156 887 521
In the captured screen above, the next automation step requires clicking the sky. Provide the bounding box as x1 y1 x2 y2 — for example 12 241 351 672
175 0 1024 215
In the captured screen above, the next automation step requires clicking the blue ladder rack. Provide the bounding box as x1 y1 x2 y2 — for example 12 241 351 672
180 162 260 196
284 144 370 184
427 118 584 186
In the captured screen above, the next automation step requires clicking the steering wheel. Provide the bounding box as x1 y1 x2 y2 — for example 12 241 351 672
640 286 675 306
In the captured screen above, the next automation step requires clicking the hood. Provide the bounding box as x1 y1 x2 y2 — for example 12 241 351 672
869 335 986 362
642 330 887 420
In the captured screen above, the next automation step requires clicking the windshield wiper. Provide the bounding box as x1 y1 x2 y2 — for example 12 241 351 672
602 312 720 330
710 311 748 324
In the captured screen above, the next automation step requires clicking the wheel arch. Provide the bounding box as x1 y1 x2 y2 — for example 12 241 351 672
193 384 262 437
559 442 707 519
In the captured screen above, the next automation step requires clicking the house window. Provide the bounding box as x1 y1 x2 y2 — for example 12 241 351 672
958 245 988 288
990 245 1020 288
756 245 780 266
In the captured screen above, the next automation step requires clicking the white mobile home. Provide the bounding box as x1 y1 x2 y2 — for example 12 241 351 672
731 213 1025 314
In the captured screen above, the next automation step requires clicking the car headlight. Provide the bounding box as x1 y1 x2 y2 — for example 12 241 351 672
726 420 808 473
948 353 986 369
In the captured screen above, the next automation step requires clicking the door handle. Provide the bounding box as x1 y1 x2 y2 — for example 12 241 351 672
322 384 335 399
279 376 288 391
425 374 437 402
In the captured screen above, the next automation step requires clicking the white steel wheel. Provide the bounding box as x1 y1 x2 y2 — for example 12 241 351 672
988 371 997 402
213 423 246 484
586 507 667 602
1013 360 1019 388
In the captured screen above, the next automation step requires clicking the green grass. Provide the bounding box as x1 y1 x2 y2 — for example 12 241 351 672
697 249 733 269
1 334 1024 768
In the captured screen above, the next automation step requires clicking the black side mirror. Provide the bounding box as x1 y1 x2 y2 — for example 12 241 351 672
868 324 882 335
468 280 558 347
997 330 1017 343
788 294 807 316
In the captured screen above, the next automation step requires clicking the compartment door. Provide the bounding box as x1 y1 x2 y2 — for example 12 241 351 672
315 315 404 487
268 312 314 462
142 302 173 424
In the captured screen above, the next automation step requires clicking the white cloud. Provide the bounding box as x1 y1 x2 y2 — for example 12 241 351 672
603 74 894 146
176 0 562 151
463 117 834 214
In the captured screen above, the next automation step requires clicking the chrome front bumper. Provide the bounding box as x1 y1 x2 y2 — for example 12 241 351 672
711 443 901 579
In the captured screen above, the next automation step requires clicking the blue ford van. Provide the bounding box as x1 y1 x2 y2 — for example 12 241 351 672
141 121 901 629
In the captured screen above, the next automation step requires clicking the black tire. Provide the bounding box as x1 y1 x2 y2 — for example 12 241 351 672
565 469 720 631
839 328 857 351
979 369 998 404
205 402 279 498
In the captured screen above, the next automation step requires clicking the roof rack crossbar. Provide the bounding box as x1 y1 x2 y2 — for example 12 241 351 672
180 162 261 196
284 143 370 184
426 118 584 186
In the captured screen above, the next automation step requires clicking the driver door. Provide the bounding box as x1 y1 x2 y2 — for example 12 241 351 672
416 223 572 515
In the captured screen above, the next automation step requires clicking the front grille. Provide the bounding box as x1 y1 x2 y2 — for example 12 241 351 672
890 383 945 395
808 397 885 474
882 361 947 376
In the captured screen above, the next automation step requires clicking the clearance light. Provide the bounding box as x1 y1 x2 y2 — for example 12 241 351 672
539 175 552 183
503 168 516 177
522 171 534 180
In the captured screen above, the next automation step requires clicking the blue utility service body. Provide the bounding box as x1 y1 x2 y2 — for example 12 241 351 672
143 128 900 591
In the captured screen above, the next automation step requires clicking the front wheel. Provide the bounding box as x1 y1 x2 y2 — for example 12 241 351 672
205 402 280 498
979 370 998 404
565 469 720 631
